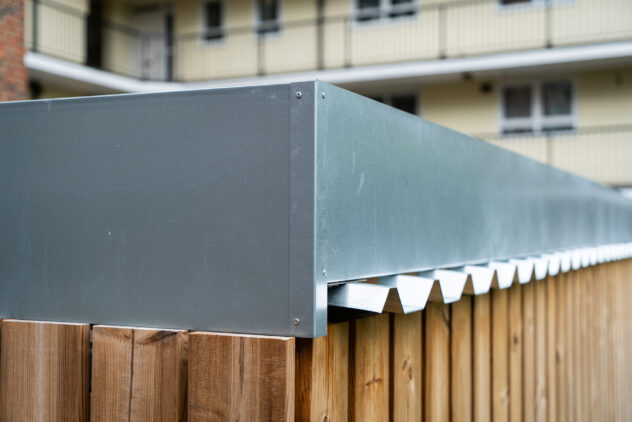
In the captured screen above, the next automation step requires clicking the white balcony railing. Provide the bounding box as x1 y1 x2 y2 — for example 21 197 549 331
25 0 632 82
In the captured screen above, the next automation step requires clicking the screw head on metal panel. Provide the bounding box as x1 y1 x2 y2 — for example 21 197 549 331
322 92 326 99
293 317 300 326
322 269 327 276
295 91 302 99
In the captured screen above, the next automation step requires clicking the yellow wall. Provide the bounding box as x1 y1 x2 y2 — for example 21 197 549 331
577 68 632 127
421 81 497 135
36 84 82 99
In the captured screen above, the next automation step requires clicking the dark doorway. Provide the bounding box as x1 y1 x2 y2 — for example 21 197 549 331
86 0 103 68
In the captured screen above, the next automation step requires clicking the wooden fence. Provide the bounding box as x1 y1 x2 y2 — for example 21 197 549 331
0 259 630 421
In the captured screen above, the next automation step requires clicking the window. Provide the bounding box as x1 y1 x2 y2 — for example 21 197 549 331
499 0 532 4
371 93 418 115
501 80 574 134
356 0 416 22
257 0 280 36
202 1 223 42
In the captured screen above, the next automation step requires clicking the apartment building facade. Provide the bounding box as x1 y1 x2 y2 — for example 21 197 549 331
12 0 632 187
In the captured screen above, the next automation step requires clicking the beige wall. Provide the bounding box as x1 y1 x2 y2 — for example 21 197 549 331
420 81 497 134
420 68 632 134
418 68 632 185
36 84 81 99
577 68 632 127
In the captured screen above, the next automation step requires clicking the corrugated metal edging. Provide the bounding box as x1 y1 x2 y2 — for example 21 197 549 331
328 243 632 313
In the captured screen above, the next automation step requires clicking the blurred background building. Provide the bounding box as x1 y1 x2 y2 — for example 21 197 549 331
1 0 631 191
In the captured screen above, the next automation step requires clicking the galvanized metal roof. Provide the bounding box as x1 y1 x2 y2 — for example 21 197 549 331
1 81 631 337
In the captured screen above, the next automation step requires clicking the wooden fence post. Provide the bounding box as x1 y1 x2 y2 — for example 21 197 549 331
0 320 90 422
90 326 188 421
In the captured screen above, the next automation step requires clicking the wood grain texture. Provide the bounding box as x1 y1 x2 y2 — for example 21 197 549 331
508 283 522 422
0 320 90 422
352 314 390 422
188 332 295 422
555 273 566 422
451 297 472 422
522 281 535 422
545 277 556 422
424 302 450 422
491 288 509 422
393 312 422 422
90 326 189 422
534 280 547 422
564 271 575 422
295 322 349 422
473 293 492 422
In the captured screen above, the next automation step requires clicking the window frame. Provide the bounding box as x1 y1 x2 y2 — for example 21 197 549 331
497 0 574 12
255 0 282 38
353 0 418 25
199 0 226 46
499 79 576 136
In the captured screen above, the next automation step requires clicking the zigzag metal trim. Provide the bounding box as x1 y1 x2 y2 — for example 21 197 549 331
327 242 632 314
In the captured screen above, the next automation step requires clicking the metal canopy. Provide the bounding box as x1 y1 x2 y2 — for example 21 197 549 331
1 81 631 337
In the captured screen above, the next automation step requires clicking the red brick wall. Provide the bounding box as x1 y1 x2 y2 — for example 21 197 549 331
0 0 27 102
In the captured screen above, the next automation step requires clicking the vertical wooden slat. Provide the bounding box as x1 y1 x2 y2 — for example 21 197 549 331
451 296 472 422
328 323 350 422
0 320 90 422
473 294 492 422
534 280 547 422
572 270 583 422
564 270 575 422
295 322 349 422
296 336 326 422
625 259 632 422
90 326 189 422
546 276 557 422
597 263 611 422
586 267 605 420
522 281 535 422
188 332 295 422
555 273 566 422
353 313 390 421
508 283 523 422
491 289 509 422
581 268 591 421
424 302 451 422
610 261 624 422
393 312 422 422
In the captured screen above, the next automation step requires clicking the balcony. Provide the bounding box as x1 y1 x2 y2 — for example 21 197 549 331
481 125 632 186
24 0 632 83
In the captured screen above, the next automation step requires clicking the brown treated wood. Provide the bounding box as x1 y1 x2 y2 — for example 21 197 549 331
522 281 535 422
0 320 90 422
451 296 472 422
491 288 509 422
473 293 492 422
90 326 188 422
352 313 390 422
555 273 566 422
508 283 523 422
564 270 575 422
534 280 547 422
188 332 295 422
393 312 422 422
424 302 451 422
296 322 349 422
